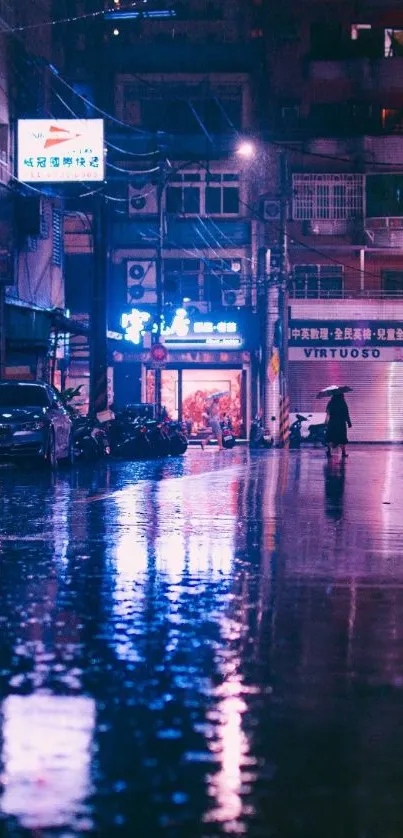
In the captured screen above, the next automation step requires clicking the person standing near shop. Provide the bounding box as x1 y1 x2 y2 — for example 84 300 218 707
201 397 223 451
326 392 352 458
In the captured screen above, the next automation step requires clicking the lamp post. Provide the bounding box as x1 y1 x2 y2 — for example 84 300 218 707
236 140 290 444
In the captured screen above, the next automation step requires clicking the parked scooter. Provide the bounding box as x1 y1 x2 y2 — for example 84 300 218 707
72 415 111 461
163 419 188 456
289 414 327 449
221 418 236 449
249 414 274 450
109 406 188 459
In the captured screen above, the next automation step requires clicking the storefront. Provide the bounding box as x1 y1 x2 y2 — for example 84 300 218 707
116 307 259 436
288 319 403 442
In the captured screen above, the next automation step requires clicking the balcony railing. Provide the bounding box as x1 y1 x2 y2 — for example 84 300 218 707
288 282 403 300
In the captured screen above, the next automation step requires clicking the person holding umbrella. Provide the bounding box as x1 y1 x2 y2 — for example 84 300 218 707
317 385 353 458
200 392 227 451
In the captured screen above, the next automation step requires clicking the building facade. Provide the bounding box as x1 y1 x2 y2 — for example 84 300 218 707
0 0 68 384
265 0 403 441
63 0 266 431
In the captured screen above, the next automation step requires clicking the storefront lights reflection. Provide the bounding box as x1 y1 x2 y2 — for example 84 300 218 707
204 678 251 826
1 694 95 830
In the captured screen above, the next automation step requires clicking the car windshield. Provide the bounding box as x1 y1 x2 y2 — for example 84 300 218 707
0 384 49 407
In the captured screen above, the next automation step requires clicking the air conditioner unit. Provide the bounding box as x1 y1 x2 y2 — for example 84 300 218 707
262 199 281 221
128 184 158 216
221 287 246 307
127 260 156 304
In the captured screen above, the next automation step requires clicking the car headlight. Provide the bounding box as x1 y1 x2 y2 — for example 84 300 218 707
18 420 47 432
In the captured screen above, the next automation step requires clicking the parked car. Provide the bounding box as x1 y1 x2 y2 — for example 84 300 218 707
0 381 73 468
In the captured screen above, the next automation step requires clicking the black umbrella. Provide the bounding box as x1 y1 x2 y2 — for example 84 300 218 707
316 385 353 399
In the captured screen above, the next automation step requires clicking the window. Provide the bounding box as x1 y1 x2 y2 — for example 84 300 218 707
280 104 300 132
367 175 403 217
164 259 201 304
0 384 49 407
382 271 403 293
203 259 243 304
135 84 242 134
292 264 344 298
381 108 403 133
165 170 240 217
293 174 364 221
205 173 239 215
351 23 372 41
310 22 343 58
166 174 201 215
385 29 403 57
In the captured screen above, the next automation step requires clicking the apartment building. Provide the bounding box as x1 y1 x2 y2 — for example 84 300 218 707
265 0 403 440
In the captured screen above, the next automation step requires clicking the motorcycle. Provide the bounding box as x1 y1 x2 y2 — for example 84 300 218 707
249 415 274 450
72 416 111 461
289 414 327 449
109 408 188 459
109 413 152 459
163 420 188 456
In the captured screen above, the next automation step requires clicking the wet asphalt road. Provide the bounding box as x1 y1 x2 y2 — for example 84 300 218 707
1 446 403 837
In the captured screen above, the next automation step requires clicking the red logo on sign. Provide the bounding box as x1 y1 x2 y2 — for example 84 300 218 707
44 125 82 149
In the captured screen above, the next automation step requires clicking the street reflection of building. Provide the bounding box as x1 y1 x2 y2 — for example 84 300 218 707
1 694 95 831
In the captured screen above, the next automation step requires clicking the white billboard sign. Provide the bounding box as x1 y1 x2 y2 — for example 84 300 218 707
17 119 104 182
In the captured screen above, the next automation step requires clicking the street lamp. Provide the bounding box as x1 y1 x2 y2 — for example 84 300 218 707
236 140 256 160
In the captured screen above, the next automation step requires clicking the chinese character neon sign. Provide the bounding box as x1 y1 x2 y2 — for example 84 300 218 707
121 308 241 347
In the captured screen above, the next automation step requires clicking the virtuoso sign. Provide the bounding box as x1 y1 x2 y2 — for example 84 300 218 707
17 119 105 182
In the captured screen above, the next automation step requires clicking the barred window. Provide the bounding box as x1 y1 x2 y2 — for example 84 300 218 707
292 174 364 220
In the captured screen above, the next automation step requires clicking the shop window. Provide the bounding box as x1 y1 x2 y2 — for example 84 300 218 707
385 29 403 57
382 271 403 293
293 174 364 220
366 174 403 217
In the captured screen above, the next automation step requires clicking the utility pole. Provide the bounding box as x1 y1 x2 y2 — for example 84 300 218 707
0 284 5 380
89 191 108 416
153 178 165 417
277 150 290 446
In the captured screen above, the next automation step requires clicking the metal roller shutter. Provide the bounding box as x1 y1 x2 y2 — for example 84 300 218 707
289 361 403 442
